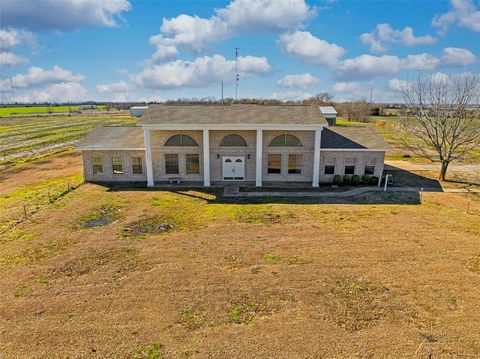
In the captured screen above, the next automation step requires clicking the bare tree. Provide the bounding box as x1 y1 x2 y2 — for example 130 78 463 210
397 72 480 180
301 92 335 106
336 98 373 122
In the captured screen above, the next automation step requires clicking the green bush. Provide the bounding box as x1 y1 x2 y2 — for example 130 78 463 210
369 176 379 185
362 174 370 184
333 175 343 185
351 175 360 185
343 175 352 185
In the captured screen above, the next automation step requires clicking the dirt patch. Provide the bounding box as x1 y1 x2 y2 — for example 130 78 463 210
234 206 291 224
314 276 414 332
51 248 115 277
50 247 143 282
467 256 480 274
79 205 121 228
122 216 175 238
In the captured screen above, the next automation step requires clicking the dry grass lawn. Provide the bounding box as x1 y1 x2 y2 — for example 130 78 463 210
1 171 479 357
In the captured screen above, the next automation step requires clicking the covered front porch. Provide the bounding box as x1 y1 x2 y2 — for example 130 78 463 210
142 127 324 188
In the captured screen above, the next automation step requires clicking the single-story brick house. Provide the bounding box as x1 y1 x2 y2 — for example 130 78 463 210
76 105 389 187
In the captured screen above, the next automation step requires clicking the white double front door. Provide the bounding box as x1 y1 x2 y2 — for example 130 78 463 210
222 156 245 181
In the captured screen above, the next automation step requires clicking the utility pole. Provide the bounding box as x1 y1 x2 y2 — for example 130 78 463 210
10 77 15 103
235 47 239 101
221 80 224 104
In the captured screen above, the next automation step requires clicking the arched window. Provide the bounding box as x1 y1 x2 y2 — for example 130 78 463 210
269 134 302 147
165 134 198 146
220 134 247 146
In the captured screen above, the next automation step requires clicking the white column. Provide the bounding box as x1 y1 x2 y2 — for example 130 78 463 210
203 129 210 187
144 128 154 187
256 129 263 187
312 128 322 187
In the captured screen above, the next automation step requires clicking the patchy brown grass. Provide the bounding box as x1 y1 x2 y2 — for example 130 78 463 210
1 157 480 358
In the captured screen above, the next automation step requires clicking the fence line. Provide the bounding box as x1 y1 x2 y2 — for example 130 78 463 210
0 181 84 235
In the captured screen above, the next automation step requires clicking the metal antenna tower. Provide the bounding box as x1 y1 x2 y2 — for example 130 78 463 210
10 77 15 103
235 47 239 100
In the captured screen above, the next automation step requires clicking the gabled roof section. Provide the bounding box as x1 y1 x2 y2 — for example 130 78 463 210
321 126 390 150
75 126 145 150
138 104 328 126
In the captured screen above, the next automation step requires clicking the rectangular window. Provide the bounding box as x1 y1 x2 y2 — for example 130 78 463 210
324 158 335 175
364 166 374 175
344 158 355 175
92 156 103 174
165 154 179 174
288 154 302 174
364 158 375 175
325 165 335 175
186 154 200 174
267 154 281 174
112 157 123 174
132 157 143 174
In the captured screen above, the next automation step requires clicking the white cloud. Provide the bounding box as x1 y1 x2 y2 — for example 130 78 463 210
277 73 319 88
0 52 27 66
0 0 131 31
388 78 409 91
96 80 130 94
401 53 441 70
132 54 271 89
430 72 450 84
151 45 179 62
0 28 37 67
271 91 313 101
360 23 436 52
149 0 314 54
335 54 401 80
441 47 477 66
332 81 366 93
0 28 36 51
237 55 272 73
432 0 480 33
5 66 84 89
14 82 88 103
151 15 229 54
216 0 316 33
0 65 87 103
332 81 398 102
278 31 345 67
96 81 133 102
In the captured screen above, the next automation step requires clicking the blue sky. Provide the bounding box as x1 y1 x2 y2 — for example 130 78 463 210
0 0 479 103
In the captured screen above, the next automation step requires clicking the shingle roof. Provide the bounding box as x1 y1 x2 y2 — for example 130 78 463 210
75 124 389 151
321 126 390 150
138 104 328 125
75 126 145 150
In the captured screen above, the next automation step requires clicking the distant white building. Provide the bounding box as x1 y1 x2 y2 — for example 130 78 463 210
130 106 148 117
319 106 337 125
80 104 97 110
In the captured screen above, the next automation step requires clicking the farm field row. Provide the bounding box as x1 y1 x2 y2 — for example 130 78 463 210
0 116 137 166
0 105 106 117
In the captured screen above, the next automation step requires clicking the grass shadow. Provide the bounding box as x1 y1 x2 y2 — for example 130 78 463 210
384 164 443 190
99 182 421 205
